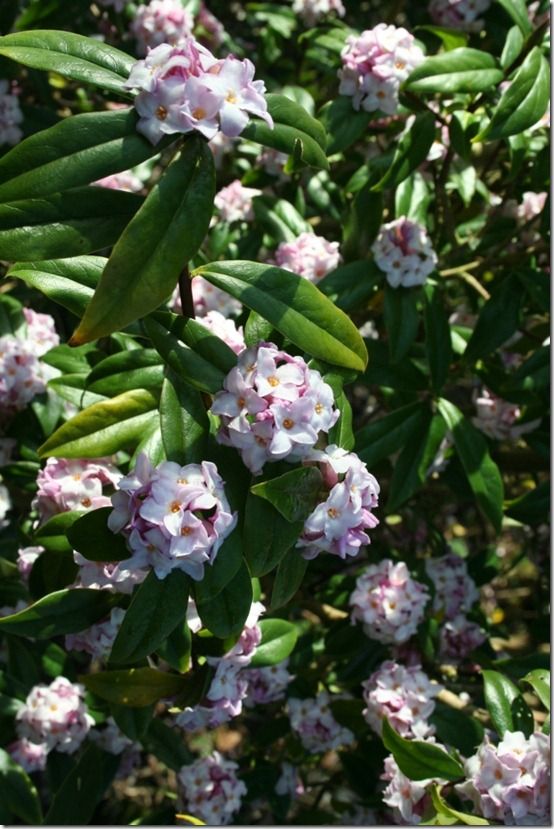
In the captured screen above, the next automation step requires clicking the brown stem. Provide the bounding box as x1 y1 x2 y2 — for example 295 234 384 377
178 265 195 319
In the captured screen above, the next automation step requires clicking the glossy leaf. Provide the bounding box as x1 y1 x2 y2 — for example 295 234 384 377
28 548 78 600
521 669 550 710
0 29 134 95
195 563 253 638
110 570 190 664
482 669 534 737
141 719 193 770
0 748 42 825
430 701 485 757
356 401 424 466
160 371 208 465
319 96 371 155
192 527 243 603
250 467 323 523
249 619 298 667
382 718 464 781
0 187 142 261
464 276 521 363
110 704 155 741
193 260 368 372
506 481 550 526
404 48 503 94
244 492 304 578
384 283 421 363
0 588 117 638
38 389 159 458
44 744 120 826
372 112 436 191
270 547 308 609
7 255 102 318
34 510 81 553
429 785 489 825
66 507 131 562
156 621 192 674
437 399 504 532
387 412 447 511
88 349 164 396
152 311 236 375
424 283 452 392
495 0 533 34
500 25 524 69
81 667 187 707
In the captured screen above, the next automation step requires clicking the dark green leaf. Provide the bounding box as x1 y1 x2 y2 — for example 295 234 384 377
372 112 436 191
387 412 447 511
270 547 308 609
506 481 550 526
28 548 78 600
193 527 243 603
0 588 117 638
430 701 485 757
88 350 163 396
244 492 303 577
152 311 237 375
156 620 192 673
249 619 298 667
160 371 208 465
404 48 503 95
250 466 323 522
34 510 81 553
384 283 421 363
356 402 423 465
110 703 155 741
7 255 102 318
81 667 187 707
43 744 120 825
319 96 371 155
521 669 550 711
416 25 469 51
328 387 354 450
67 507 132 562
424 283 452 392
195 563 253 638
464 277 521 363
342 188 383 263
482 669 534 737
0 747 42 825
495 0 533 34
382 718 464 781
429 785 490 825
141 718 193 770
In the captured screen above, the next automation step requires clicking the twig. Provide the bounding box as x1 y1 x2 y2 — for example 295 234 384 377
439 269 490 300
178 265 195 319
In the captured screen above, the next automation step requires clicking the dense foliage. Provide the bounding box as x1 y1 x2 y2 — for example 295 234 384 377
0 0 550 825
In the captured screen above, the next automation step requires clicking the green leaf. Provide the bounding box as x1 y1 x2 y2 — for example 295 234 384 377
464 277 522 363
156 620 192 674
250 467 323 523
395 172 431 223
500 25 524 69
342 188 383 263
0 748 42 825
506 481 550 526
110 570 190 664
87 349 163 396
0 187 143 261
424 284 452 392
356 402 432 466
0 29 134 95
384 283 421 363
416 25 469 51
160 371 208 465
437 399 504 532
66 507 131 562
193 527 243 603
29 548 78 600
318 97 371 155
482 669 534 737
429 701 485 757
244 492 303 578
152 311 236 375
387 412 447 511
328 387 354 450
110 703 155 741
249 619 298 667
195 563 253 638
141 718 193 771
7 255 102 318
38 388 159 458
372 112 436 191
404 48 503 94
430 785 490 825
193 260 368 372
382 718 464 781
270 547 308 609
34 510 81 553
478 48 549 141
495 0 533 34
521 669 550 711
72 137 214 344
0 588 116 638
241 93 329 170
0 109 164 203
81 667 187 707
44 744 119 825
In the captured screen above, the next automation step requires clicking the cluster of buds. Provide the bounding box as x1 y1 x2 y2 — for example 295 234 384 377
362 660 442 739
472 387 539 442
23 308 59 357
274 232 341 283
214 179 262 223
108 454 236 581
372 217 438 288
429 0 491 32
456 731 550 824
0 79 23 146
292 0 345 26
425 552 479 619
16 677 94 755
131 0 194 54
210 343 339 476
33 457 121 524
338 25 424 115
439 614 486 662
177 752 247 825
73 554 146 594
350 559 429 644
244 660 293 706
297 446 380 560
196 310 245 355
8 738 49 774
65 607 126 660
124 39 273 145
288 690 355 753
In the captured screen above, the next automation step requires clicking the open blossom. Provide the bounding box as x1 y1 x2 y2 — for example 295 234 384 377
17 545 44 580
274 232 341 283
8 738 49 773
33 457 121 524
177 752 247 825
93 171 143 192
124 39 273 145
372 217 438 288
244 660 293 705
288 690 355 753
108 454 237 580
456 731 550 825
473 387 539 441
131 0 194 54
425 552 479 619
73 553 147 594
350 559 429 644
292 0 345 25
65 607 126 659
214 179 261 222
439 614 486 662
16 677 94 754
362 661 442 739
297 445 379 560
170 275 242 318
338 25 424 115
382 753 442 824
429 0 491 32
0 79 23 146
196 311 245 355
210 343 339 475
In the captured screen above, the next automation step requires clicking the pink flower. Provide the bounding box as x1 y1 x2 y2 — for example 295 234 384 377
214 179 262 222
288 690 355 753
16 677 94 754
177 752 247 825
196 311 245 354
33 457 121 525
73 554 147 594
372 217 438 288
362 661 442 739
201 55 273 137
65 607 126 659
382 752 443 823
425 552 479 619
0 79 23 146
439 615 486 662
274 232 341 283
170 275 242 318
350 559 429 644
8 738 49 773
23 308 60 357
131 0 195 55
93 171 143 192
472 387 540 442
16 545 45 580
0 336 48 417
292 0 345 26
244 660 293 705
429 0 491 32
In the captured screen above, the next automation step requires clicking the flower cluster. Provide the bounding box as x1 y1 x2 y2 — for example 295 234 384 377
288 690 355 753
297 446 380 560
425 552 479 619
293 0 345 26
274 232 341 283
23 308 59 357
439 615 486 662
382 753 441 824
170 275 242 319
108 454 237 580
8 738 49 774
131 0 194 55
73 554 146 594
456 731 550 824
473 387 539 442
214 179 262 223
196 310 245 354
244 660 293 705
124 39 273 145
65 607 126 659
362 660 442 739
429 0 491 32
211 343 339 475
177 752 247 825
350 559 429 644
372 217 438 288
338 25 424 115
33 457 121 525
0 79 23 146
16 677 94 755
